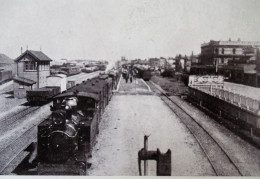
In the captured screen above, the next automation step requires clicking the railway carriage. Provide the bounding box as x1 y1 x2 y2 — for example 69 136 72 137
26 87 60 104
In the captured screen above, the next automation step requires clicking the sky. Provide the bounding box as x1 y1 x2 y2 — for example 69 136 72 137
0 0 260 62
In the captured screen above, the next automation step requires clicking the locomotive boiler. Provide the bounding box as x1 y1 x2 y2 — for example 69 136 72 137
37 91 100 175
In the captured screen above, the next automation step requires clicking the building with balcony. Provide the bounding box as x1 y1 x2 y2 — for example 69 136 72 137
200 39 260 66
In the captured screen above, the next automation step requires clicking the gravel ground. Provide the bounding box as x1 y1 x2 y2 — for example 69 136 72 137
87 76 215 176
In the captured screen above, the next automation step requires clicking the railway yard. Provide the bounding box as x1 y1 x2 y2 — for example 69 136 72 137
0 71 260 176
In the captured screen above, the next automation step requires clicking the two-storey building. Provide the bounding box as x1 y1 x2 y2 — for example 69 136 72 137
200 39 260 66
13 50 52 98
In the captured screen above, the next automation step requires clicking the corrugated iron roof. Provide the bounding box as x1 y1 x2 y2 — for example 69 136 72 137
13 76 36 85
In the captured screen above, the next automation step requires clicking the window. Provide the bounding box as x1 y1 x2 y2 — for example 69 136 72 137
42 62 49 70
221 48 224 54
24 61 36 71
233 48 236 54
215 48 219 54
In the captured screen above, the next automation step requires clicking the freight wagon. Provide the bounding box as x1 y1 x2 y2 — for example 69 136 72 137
26 86 60 104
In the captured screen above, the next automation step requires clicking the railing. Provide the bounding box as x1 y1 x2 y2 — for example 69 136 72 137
192 86 260 114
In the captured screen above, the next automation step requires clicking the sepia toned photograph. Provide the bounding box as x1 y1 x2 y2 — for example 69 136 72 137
0 0 259 177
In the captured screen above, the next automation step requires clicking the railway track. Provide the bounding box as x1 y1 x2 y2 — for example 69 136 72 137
0 106 40 134
146 81 243 176
0 106 43 174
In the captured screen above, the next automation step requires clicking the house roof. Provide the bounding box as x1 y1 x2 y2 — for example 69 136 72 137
15 50 52 62
0 53 13 64
13 76 36 85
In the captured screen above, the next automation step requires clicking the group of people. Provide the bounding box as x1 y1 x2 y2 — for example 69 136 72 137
122 67 137 83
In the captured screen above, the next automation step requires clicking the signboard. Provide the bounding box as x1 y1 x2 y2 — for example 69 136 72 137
188 75 224 87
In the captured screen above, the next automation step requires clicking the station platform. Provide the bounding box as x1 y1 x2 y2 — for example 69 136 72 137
115 76 152 95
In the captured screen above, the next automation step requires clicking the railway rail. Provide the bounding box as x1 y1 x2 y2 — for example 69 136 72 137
0 106 40 133
0 106 42 174
146 81 243 176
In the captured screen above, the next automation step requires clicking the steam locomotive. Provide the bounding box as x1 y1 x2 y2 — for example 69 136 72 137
36 72 119 175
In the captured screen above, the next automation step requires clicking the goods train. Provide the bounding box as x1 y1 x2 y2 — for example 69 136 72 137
0 69 12 84
36 71 120 175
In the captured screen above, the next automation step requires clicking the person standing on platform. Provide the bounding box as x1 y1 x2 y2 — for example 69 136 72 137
129 69 133 83
125 70 129 83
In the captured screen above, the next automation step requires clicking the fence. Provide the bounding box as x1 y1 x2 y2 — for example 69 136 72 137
193 86 260 113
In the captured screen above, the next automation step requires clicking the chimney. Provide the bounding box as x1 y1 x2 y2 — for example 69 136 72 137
238 38 241 42
21 47 23 54
229 38 231 41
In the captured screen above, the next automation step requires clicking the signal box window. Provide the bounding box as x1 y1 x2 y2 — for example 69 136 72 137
24 61 36 71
